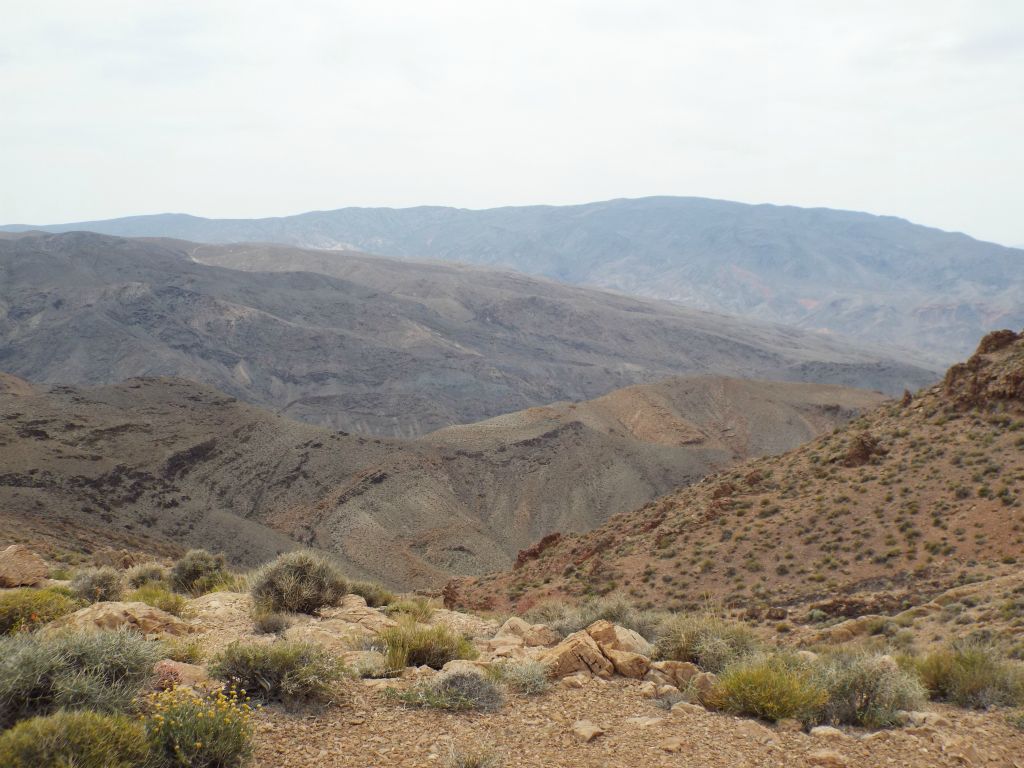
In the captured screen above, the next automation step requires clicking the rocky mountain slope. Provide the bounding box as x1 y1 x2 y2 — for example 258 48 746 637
7 197 1022 362
452 330 1024 614
0 372 882 588
0 232 933 437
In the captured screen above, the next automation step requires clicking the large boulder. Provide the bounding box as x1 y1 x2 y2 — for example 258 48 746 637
47 601 193 637
493 616 559 647
585 620 654 657
0 544 48 587
536 630 614 679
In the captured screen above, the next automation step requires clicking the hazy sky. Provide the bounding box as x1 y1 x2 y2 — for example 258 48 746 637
2 1 1022 244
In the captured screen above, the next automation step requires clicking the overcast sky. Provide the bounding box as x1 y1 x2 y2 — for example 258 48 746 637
1 1 1022 245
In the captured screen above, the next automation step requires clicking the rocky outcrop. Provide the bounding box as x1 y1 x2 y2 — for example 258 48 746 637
536 630 614 678
493 616 560 647
584 619 654 657
48 601 193 637
0 544 48 587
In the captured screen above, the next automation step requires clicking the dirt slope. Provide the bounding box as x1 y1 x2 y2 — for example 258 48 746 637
452 330 1024 614
0 373 880 589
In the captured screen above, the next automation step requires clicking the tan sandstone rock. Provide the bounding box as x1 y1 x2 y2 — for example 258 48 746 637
537 630 614 679
493 616 559 647
48 601 193 637
604 647 650 679
807 749 849 767
0 544 48 587
154 659 216 692
585 619 654 657
571 720 605 742
650 660 699 689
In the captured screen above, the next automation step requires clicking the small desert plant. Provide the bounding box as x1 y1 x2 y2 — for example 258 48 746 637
814 652 926 728
445 744 504 768
253 608 291 635
162 637 205 664
396 670 504 712
127 562 169 588
1007 709 1024 731
386 596 435 622
209 640 345 706
249 550 347 614
915 643 1024 708
171 550 230 595
524 594 665 640
144 685 255 768
381 618 477 671
349 579 396 607
705 653 826 722
0 628 160 727
127 582 188 616
486 659 550 695
0 587 83 634
71 566 126 603
655 612 761 672
0 710 149 768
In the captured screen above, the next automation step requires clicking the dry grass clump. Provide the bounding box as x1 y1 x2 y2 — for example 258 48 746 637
252 608 291 635
0 587 83 634
170 550 231 596
249 551 347 614
0 710 149 768
0 628 160 728
445 744 504 768
524 594 665 640
349 579 396 608
705 653 826 722
381 617 477 671
71 566 126 603
396 670 504 712
486 659 550 695
655 612 760 672
127 582 188 617
386 595 435 622
914 643 1024 708
814 651 925 728
209 640 345 707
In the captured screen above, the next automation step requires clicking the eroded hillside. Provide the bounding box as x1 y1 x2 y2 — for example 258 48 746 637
453 331 1024 614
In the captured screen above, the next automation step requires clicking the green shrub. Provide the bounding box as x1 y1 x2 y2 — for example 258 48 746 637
0 629 160 727
706 654 826 722
249 550 347 614
386 596 435 622
349 579 396 608
170 550 230 595
396 670 504 712
486 660 549 695
127 562 169 588
0 587 82 634
814 652 926 728
253 609 291 635
0 710 149 768
381 618 477 671
127 583 188 617
145 685 254 768
655 613 761 672
209 640 345 706
915 643 1024 708
524 594 665 640
71 566 126 603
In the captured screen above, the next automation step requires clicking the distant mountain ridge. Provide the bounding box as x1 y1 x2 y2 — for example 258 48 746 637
5 196 1022 361
0 232 933 436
